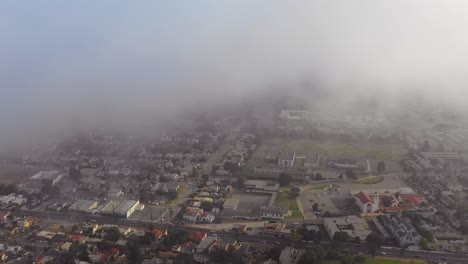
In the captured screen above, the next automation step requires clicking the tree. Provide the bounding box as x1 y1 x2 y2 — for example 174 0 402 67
381 196 393 207
366 233 383 255
58 253 75 264
174 253 195 264
298 245 325 264
315 173 324 181
126 238 143 264
419 237 429 250
69 167 82 182
266 247 282 261
312 203 319 212
103 227 121 242
77 245 90 262
345 169 357 181
422 140 430 151
376 161 386 174
333 231 350 243
279 173 291 186
454 244 462 253
291 229 303 248
290 187 301 198
354 255 366 264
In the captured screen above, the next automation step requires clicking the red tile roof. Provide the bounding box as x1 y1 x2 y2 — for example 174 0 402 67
187 231 207 242
0 211 10 219
355 192 373 204
152 229 167 238
68 234 82 242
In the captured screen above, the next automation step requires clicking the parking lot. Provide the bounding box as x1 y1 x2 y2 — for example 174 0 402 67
231 190 272 211
300 173 410 218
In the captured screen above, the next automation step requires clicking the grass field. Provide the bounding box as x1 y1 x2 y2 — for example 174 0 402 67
275 191 303 219
263 137 408 160
355 176 384 184
323 258 426 264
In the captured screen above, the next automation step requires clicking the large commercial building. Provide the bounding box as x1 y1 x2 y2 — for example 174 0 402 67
100 200 140 218
68 200 98 214
30 171 65 185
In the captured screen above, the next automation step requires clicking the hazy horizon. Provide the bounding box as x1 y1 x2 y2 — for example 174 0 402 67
2 1 468 148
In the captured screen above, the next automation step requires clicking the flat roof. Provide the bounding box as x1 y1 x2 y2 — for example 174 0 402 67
69 200 96 211
114 200 138 214
30 171 60 180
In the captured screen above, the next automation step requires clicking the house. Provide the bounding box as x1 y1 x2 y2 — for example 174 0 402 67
200 212 215 223
379 215 420 246
172 241 197 254
23 217 41 229
159 182 180 193
186 231 207 242
442 177 463 192
152 229 168 240
258 205 290 220
211 237 240 252
183 208 203 222
278 152 296 167
195 236 218 253
0 211 11 221
161 173 179 181
34 256 54 264
261 223 292 239
67 234 88 244
36 230 56 241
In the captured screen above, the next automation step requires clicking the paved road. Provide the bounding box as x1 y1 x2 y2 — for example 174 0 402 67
13 209 468 263
200 126 242 177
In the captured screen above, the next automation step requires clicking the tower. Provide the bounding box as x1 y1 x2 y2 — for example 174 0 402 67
373 193 379 212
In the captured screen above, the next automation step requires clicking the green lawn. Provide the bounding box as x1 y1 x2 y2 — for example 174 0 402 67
263 137 408 160
275 191 303 219
355 176 384 184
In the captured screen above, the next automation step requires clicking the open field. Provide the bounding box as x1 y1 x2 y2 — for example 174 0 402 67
262 137 408 160
275 191 303 219
355 176 384 184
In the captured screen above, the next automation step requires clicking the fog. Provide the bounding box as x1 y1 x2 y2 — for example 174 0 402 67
2 1 468 147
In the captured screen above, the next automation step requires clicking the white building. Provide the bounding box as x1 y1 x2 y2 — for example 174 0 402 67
354 192 380 213
200 212 215 223
30 171 65 185
258 206 290 220
183 209 203 222
278 152 296 167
